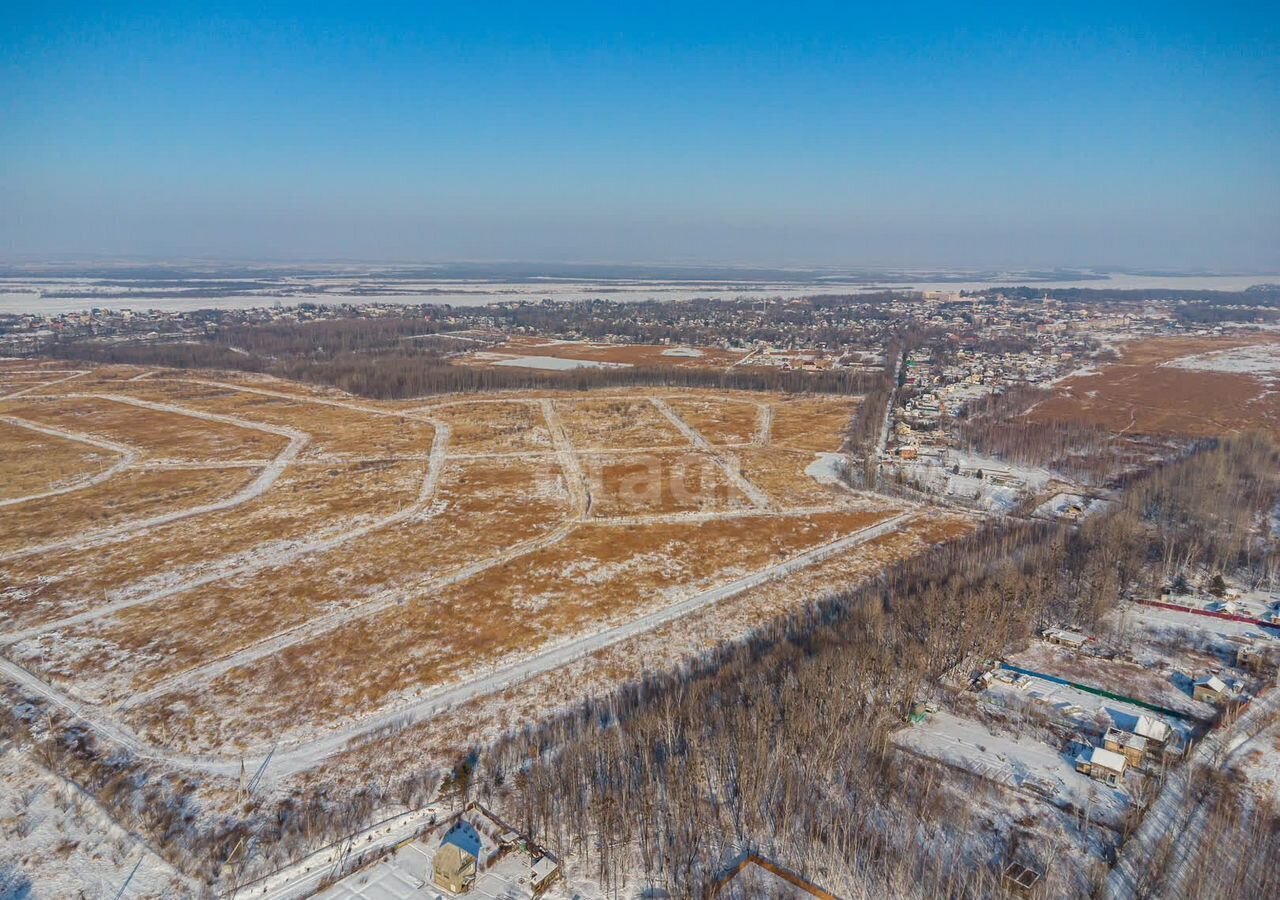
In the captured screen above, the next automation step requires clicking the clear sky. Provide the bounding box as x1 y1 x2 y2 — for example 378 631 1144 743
2 2 1277 269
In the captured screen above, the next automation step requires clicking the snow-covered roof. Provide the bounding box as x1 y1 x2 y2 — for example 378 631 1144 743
1195 674 1228 694
1133 715 1172 742
531 856 559 882
1086 746 1128 773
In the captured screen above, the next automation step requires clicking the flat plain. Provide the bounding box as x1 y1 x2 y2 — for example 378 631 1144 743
0 362 954 772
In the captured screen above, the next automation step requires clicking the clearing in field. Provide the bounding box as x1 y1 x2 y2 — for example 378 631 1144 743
768 396 857 451
665 396 763 445
455 336 748 370
424 399 552 453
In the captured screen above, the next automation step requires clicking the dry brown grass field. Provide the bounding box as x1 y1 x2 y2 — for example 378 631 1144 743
665 396 762 445
0 466 259 555
124 508 895 750
0 458 426 632
582 450 751 516
1032 334 1280 440
0 365 976 764
0 394 289 461
553 396 685 449
0 419 118 500
422 399 552 452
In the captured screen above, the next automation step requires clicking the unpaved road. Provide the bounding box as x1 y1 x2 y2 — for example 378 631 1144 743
0 375 905 781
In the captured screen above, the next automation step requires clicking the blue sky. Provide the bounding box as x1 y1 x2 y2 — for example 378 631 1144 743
2 2 1277 268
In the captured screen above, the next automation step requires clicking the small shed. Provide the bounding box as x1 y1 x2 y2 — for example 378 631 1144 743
530 854 561 894
1076 746 1128 786
1132 715 1173 747
1042 628 1088 650
1193 674 1228 704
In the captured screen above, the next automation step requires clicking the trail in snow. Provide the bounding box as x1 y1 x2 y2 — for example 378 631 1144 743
0 415 137 508
755 401 773 445
539 398 591 517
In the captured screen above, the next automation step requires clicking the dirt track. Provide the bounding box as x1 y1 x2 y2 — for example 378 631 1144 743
0 365 917 778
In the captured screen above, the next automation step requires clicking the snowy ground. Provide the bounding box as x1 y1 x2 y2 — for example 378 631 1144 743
1164 343 1280 384
1032 492 1112 521
0 745 193 899
1116 602 1280 646
890 450 1054 512
1231 719 1280 804
803 451 848 485
317 838 588 900
981 672 1196 745
894 709 1129 826
490 355 632 370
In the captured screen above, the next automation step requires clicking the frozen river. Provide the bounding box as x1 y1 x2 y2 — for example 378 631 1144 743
1 272 1276 315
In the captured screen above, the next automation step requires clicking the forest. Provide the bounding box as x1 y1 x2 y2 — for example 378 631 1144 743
48 321 879 398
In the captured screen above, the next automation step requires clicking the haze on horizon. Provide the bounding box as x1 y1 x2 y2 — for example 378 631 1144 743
2 3 1277 271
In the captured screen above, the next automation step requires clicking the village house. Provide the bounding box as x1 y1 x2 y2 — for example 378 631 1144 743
1102 727 1148 767
1192 674 1229 704
1042 627 1088 651
1131 714 1174 748
432 820 482 894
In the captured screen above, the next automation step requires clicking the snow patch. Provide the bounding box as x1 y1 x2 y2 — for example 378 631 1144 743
804 452 848 485
491 356 633 371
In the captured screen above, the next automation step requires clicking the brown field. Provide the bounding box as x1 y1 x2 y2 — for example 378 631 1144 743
424 400 552 453
665 396 762 445
553 397 685 449
108 381 436 458
768 396 857 451
309 510 975 788
14 457 573 703
0 367 986 764
737 447 851 506
583 450 751 516
0 458 426 632
1033 334 1280 440
0 420 119 501
0 467 258 555
456 336 748 370
0 395 288 461
124 508 894 750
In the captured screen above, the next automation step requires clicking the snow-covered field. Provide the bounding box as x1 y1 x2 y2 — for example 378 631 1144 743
891 450 1054 512
0 747 192 899
1033 492 1112 521
895 709 1129 825
491 355 631 370
1164 343 1280 384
